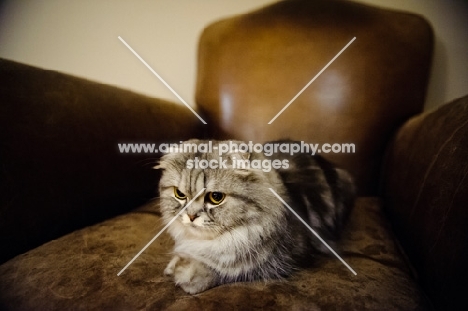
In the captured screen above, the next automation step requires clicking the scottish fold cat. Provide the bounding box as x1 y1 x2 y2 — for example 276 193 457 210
156 140 354 294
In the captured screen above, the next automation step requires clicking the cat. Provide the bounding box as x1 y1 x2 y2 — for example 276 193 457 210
156 139 355 294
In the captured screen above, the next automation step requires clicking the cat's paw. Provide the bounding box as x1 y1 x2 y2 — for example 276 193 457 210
171 256 217 294
164 255 180 276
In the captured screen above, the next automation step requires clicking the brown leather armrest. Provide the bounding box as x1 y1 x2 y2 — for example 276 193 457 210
382 95 468 310
0 58 203 263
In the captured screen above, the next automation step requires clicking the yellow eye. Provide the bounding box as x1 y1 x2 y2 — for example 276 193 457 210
207 192 225 205
174 187 187 200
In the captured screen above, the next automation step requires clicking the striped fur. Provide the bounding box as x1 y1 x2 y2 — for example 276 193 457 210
156 140 355 294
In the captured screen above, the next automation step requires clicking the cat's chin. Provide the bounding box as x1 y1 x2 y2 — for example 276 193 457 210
168 219 218 240
182 224 218 240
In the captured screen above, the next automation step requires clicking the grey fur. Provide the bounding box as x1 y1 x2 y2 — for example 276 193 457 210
157 139 355 294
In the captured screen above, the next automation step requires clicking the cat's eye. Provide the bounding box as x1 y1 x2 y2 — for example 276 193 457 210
207 192 225 205
174 187 187 200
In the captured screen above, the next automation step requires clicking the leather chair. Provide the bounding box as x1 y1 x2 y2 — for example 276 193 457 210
1 0 467 310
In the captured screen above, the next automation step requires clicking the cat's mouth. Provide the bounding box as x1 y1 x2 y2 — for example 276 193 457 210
178 218 218 240
180 213 205 228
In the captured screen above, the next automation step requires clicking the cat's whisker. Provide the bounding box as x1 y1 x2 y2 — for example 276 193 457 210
156 139 355 293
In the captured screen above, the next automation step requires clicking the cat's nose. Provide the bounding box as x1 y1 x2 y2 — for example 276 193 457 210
188 214 197 222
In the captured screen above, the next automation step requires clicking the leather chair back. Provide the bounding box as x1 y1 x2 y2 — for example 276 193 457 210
195 0 433 194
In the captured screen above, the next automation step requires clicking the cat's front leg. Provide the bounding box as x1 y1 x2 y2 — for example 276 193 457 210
165 255 218 294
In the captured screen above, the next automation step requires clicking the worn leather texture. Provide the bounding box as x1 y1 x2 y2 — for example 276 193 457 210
0 198 430 310
0 59 203 264
382 95 468 311
196 0 433 195
1 0 462 309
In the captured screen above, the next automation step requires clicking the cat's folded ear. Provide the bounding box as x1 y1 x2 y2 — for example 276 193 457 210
226 152 252 176
227 151 250 163
153 161 164 170
225 152 250 171
153 152 181 170
153 155 171 170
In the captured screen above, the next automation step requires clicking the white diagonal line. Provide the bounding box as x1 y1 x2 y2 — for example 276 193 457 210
268 188 357 275
117 188 206 276
118 36 207 125
268 37 356 124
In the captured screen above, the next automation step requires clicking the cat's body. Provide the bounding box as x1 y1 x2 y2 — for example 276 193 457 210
156 140 355 294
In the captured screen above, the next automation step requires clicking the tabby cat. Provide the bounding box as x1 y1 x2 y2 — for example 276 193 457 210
156 139 354 294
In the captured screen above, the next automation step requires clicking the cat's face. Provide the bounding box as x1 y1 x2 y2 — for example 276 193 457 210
156 140 286 240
